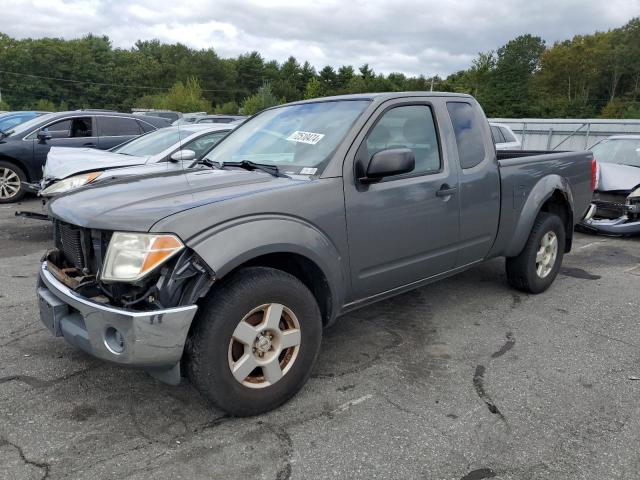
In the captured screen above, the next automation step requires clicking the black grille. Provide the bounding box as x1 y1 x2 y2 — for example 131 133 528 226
593 192 627 219
54 221 86 269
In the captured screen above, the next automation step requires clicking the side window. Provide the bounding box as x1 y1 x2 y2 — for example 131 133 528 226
45 119 72 138
491 125 505 144
447 102 486 169
183 131 229 158
98 117 142 136
500 127 517 143
364 105 441 175
138 120 156 133
69 117 93 138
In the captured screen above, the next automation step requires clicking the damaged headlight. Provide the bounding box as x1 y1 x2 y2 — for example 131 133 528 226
101 232 184 282
41 171 102 196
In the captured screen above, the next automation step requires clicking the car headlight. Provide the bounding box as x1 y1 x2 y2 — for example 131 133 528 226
628 186 640 199
101 232 184 282
41 171 102 196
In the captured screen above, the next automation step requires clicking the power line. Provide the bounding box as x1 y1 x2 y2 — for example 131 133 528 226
0 70 237 93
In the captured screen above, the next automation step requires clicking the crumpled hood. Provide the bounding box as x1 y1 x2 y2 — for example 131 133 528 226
597 162 640 192
43 147 148 180
48 168 308 231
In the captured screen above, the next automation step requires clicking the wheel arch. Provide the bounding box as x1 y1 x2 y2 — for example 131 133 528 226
505 175 575 257
186 216 347 326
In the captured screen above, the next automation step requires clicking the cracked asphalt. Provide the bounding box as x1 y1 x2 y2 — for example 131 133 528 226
1 198 640 480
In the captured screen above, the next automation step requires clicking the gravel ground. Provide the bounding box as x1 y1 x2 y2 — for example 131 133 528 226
1 198 639 480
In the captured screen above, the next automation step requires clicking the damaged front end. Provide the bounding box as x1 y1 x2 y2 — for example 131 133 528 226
37 220 215 384
580 187 640 235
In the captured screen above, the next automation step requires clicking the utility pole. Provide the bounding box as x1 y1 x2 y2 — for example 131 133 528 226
430 77 434 92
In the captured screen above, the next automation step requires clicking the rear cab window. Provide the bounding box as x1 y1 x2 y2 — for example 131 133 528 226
447 102 486 169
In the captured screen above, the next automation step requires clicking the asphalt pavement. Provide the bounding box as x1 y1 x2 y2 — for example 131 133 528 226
1 198 639 480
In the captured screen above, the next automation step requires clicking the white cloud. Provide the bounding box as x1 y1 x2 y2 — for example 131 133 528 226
2 0 638 76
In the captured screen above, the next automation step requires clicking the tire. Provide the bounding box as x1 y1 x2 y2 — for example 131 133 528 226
0 161 26 204
506 212 566 294
186 266 323 416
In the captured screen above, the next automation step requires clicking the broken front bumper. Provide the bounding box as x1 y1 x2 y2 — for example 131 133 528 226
579 216 640 235
38 261 198 381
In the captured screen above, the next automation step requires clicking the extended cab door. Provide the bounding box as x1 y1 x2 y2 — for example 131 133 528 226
344 99 460 301
446 101 500 266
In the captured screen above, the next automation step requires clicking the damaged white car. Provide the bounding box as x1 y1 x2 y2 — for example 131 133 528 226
580 135 640 235
30 124 235 198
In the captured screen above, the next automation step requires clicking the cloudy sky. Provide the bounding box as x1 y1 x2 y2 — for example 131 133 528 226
2 0 639 76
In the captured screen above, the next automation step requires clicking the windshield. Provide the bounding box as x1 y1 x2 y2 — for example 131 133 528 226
591 138 640 168
202 100 370 174
0 113 38 131
114 127 200 157
4 112 59 136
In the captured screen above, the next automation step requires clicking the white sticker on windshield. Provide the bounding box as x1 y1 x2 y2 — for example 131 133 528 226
287 131 325 145
300 167 318 175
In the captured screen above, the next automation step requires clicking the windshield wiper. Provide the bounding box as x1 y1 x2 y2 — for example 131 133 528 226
221 160 288 178
0 128 12 139
189 158 219 169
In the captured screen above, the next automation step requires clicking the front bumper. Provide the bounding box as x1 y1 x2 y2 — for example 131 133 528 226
579 215 640 235
38 261 198 375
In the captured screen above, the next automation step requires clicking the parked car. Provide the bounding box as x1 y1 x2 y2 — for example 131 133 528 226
173 114 247 125
134 110 182 123
579 135 640 235
490 122 521 150
0 111 170 203
0 111 49 132
37 92 593 416
36 124 235 197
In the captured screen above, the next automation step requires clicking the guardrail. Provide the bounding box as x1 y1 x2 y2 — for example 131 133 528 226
490 118 640 151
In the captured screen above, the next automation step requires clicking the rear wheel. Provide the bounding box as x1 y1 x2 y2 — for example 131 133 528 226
506 212 565 294
0 161 26 203
186 267 322 416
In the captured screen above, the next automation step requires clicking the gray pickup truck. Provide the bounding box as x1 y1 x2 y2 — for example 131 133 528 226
37 92 594 416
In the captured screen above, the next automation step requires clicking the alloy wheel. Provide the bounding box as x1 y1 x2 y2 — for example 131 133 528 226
227 303 301 389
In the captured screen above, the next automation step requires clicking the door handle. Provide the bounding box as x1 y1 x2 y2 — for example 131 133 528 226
83 142 96 148
436 185 457 197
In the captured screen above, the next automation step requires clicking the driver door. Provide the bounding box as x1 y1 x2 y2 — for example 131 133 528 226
344 101 460 300
33 116 97 169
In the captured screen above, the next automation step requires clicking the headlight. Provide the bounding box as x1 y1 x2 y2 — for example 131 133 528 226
101 232 184 282
628 186 640 199
41 171 102 196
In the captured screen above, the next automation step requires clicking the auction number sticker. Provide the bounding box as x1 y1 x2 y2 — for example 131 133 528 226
287 130 325 145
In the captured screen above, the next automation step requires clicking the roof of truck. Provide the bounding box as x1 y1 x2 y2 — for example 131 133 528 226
289 91 473 105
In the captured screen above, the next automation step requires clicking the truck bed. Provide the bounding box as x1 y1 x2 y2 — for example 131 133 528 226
489 149 594 258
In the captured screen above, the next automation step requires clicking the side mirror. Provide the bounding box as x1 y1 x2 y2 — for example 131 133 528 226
170 149 196 162
359 148 415 183
37 130 52 143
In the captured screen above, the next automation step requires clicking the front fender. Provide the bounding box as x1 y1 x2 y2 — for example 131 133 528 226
504 174 574 257
186 214 347 312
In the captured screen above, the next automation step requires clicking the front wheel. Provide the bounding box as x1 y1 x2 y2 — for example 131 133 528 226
0 161 27 203
506 212 566 294
186 267 322 416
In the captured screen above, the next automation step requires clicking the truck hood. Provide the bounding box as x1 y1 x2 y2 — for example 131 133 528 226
597 162 640 192
43 147 148 180
48 168 309 231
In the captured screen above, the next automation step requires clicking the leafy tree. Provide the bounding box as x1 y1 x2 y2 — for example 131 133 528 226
138 77 210 112
304 77 325 99
241 83 283 115
215 101 239 114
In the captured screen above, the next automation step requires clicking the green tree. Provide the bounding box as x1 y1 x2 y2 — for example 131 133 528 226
137 77 210 112
304 77 325 99
215 101 239 114
241 83 283 115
